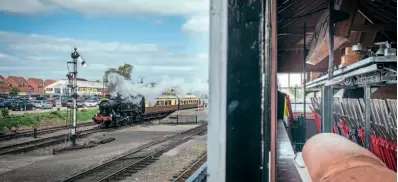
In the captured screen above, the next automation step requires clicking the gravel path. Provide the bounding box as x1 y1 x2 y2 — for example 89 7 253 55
121 134 207 182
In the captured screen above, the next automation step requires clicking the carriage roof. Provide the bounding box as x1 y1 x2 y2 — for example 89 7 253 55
156 96 179 99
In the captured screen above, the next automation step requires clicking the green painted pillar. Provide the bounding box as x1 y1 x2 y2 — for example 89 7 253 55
226 0 263 181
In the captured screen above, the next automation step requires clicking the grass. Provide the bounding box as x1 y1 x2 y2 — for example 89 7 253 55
0 108 99 131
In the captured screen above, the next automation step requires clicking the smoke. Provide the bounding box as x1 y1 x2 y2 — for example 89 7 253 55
106 73 208 105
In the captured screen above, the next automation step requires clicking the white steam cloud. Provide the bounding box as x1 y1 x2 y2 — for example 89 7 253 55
106 73 208 105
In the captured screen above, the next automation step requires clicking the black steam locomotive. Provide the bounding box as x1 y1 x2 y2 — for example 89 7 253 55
93 94 145 127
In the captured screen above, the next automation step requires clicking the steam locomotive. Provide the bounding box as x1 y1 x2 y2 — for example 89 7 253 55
93 94 202 127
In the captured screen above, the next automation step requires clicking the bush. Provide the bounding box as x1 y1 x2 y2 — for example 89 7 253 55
0 108 9 117
80 109 88 112
0 116 35 131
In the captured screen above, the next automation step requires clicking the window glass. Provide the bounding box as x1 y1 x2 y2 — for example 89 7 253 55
277 73 289 88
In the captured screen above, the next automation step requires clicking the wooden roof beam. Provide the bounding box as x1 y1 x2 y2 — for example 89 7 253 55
351 24 397 32
306 0 359 65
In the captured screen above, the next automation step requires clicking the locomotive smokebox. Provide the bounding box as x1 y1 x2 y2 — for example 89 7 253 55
302 133 396 182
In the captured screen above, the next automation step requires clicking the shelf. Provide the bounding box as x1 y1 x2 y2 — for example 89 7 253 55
306 56 397 90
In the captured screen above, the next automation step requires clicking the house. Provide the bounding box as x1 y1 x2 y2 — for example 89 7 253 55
7 76 29 95
0 75 10 94
27 78 45 94
44 79 56 87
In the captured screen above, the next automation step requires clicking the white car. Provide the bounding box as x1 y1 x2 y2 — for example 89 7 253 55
84 99 98 107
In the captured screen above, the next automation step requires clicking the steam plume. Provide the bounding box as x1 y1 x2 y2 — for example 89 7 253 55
106 73 208 105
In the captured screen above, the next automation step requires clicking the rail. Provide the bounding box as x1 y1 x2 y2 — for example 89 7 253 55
0 127 102 155
0 122 95 142
172 153 207 182
61 124 207 182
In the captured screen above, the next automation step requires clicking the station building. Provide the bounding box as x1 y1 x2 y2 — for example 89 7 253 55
45 80 104 96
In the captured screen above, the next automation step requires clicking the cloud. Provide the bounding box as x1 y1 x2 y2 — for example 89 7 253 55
0 0 209 36
181 15 209 36
0 31 208 83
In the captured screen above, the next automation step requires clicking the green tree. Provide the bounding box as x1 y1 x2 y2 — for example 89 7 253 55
287 84 311 100
10 87 19 96
95 80 101 83
104 63 133 82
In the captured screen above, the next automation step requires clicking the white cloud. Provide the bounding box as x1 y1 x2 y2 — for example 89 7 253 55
181 15 209 36
0 31 208 83
0 0 209 36
0 0 210 84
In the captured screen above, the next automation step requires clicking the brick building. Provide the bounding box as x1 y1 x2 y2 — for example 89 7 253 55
44 79 56 87
7 76 29 95
0 75 10 94
27 78 45 94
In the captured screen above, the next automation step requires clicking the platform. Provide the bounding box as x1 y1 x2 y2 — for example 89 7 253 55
277 120 303 182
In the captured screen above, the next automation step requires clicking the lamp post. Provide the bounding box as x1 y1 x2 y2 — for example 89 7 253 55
67 47 87 146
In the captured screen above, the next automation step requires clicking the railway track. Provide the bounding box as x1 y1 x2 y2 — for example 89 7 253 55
0 122 95 142
0 111 178 156
0 127 105 155
171 153 207 182
61 124 207 182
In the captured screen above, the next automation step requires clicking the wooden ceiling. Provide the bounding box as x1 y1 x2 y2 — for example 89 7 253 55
277 0 397 73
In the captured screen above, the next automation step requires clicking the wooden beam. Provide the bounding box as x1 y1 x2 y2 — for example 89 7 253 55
334 0 359 37
279 27 315 34
278 32 313 36
351 24 397 32
277 50 342 72
306 0 359 65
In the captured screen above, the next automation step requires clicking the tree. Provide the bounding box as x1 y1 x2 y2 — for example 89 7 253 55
104 63 133 82
95 80 101 83
287 84 311 101
10 87 19 96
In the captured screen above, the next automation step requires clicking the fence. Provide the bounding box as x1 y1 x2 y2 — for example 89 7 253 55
160 115 202 125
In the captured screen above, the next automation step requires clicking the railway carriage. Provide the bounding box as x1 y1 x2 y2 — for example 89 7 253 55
179 96 200 110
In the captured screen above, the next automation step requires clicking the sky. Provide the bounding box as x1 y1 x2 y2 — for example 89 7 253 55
0 0 209 84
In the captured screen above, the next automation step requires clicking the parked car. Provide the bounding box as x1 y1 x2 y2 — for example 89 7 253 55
10 101 35 111
67 99 73 108
61 99 69 107
42 102 53 109
33 100 43 109
76 99 84 108
66 99 84 108
0 101 12 109
84 99 98 107
55 100 62 110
